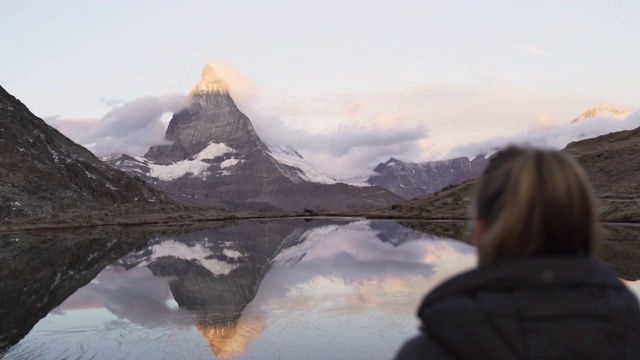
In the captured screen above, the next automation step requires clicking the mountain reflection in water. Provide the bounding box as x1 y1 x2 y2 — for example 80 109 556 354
0 219 475 359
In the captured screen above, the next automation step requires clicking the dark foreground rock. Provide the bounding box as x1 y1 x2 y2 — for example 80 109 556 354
0 85 179 220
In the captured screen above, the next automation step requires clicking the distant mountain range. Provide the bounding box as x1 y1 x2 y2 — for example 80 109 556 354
376 125 640 223
0 85 173 220
1 63 636 219
368 124 640 280
366 155 488 199
106 64 402 212
366 103 634 200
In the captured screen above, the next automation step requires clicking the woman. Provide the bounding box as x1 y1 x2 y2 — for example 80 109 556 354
394 146 640 359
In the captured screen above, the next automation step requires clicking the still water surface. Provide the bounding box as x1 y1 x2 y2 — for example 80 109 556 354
1 219 475 359
1 219 638 359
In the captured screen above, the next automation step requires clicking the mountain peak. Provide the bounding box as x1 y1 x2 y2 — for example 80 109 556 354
571 104 628 123
189 63 230 96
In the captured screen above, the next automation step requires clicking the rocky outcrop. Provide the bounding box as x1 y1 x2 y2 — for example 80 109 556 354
366 155 487 199
107 64 402 211
0 85 172 219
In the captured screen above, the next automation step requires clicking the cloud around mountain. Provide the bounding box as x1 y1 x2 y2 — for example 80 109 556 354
448 109 640 158
44 62 639 181
45 62 431 180
46 95 191 157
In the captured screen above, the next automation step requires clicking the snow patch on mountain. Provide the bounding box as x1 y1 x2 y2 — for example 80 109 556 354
269 145 337 184
138 240 237 275
220 158 241 168
223 248 244 259
196 142 234 160
144 142 233 181
148 160 209 181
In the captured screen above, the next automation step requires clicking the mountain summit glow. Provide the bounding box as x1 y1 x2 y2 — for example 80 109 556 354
570 104 628 123
190 63 230 96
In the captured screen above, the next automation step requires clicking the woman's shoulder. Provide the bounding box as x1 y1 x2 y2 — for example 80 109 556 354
419 256 639 327
413 256 640 359
393 332 456 360
424 256 628 306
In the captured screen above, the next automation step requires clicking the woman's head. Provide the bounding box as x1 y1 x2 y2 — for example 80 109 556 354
474 146 598 266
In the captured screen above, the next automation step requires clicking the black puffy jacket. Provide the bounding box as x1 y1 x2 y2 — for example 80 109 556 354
394 256 640 360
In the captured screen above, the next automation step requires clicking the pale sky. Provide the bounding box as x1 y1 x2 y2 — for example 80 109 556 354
1 0 639 179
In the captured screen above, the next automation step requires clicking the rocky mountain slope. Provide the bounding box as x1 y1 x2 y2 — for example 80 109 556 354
107 64 402 211
366 155 487 199
372 126 640 222
0 85 174 220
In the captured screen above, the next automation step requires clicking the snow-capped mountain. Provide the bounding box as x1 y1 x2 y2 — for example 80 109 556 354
107 64 402 211
366 103 635 200
366 155 487 199
570 104 629 123
268 145 337 184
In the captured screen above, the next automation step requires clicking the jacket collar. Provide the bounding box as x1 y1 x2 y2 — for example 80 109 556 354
421 256 623 310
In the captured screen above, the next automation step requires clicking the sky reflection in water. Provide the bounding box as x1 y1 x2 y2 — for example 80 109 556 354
0 220 477 359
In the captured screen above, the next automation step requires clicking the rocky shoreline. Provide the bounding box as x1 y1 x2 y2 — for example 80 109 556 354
1 204 638 233
2 209 638 281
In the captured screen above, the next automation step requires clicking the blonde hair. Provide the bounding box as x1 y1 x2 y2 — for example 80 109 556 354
475 146 598 266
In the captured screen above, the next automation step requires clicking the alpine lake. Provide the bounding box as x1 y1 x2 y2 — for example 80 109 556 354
1 218 639 360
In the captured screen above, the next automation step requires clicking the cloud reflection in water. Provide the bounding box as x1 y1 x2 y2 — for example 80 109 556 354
6 220 476 360
204 220 476 359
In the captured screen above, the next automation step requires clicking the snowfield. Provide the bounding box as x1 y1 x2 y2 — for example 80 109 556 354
269 146 337 184
143 142 234 181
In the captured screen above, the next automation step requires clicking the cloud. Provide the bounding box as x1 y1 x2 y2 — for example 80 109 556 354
45 116 99 137
221 69 431 180
47 95 191 156
305 123 427 156
54 266 192 327
248 220 476 320
204 61 259 104
528 114 558 132
248 111 428 179
242 102 428 179
448 110 640 158
237 75 587 179
46 62 635 181
302 141 426 180
518 44 549 58
497 36 549 58
99 96 124 107
350 285 377 307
